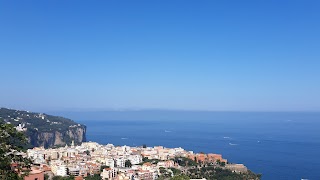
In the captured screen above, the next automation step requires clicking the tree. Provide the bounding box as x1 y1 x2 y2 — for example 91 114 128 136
125 160 132 168
0 121 32 179
220 162 226 166
85 174 102 180
142 157 149 162
171 175 190 180
52 176 75 180
170 168 181 175
44 174 49 180
173 157 197 167
100 165 110 172
159 167 171 178
159 167 166 174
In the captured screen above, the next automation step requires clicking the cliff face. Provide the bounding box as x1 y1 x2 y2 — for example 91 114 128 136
27 126 86 148
0 108 86 148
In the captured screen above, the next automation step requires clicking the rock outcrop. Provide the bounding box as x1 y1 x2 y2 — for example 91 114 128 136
27 126 86 148
0 108 86 148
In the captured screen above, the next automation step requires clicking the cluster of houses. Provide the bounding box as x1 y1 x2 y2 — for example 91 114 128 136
23 141 246 180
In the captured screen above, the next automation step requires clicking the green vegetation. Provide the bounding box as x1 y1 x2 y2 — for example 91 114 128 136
164 157 260 180
159 167 172 179
173 157 197 167
171 175 190 180
140 157 161 165
186 164 261 180
0 108 261 180
170 168 181 175
0 108 85 133
52 176 75 180
125 160 132 167
85 174 102 180
216 159 226 166
0 120 32 179
0 108 86 148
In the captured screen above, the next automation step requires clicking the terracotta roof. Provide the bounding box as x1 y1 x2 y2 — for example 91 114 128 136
143 162 152 166
75 176 84 180
29 169 43 174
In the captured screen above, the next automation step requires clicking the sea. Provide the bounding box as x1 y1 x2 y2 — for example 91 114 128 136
58 111 320 180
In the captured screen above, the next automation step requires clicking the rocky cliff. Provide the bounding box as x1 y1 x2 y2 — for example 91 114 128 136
26 125 86 148
0 108 86 148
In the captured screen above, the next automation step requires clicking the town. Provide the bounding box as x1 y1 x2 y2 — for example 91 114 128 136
23 141 251 180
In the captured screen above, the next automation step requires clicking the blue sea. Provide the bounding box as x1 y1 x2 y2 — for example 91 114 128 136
64 111 320 180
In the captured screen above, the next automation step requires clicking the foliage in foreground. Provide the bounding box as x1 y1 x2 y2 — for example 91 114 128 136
0 120 32 179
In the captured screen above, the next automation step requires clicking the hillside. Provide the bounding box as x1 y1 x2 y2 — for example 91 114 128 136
0 108 86 148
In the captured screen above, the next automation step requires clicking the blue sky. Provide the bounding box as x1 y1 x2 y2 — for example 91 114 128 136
0 0 319 111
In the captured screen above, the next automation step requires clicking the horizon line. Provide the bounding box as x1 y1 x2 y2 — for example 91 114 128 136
2 106 320 113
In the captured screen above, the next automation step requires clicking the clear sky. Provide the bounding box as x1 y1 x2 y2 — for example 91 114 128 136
0 0 319 112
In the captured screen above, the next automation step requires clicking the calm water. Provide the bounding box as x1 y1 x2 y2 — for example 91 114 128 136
74 112 320 180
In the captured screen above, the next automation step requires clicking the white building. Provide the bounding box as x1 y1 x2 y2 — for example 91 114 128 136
101 167 116 180
68 167 80 176
105 158 115 168
116 158 125 168
82 142 99 150
15 123 27 132
128 154 142 165
56 165 67 176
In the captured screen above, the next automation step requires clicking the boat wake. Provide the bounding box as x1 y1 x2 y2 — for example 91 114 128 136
229 143 238 146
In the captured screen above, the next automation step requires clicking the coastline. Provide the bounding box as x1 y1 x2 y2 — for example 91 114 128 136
78 113 320 180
